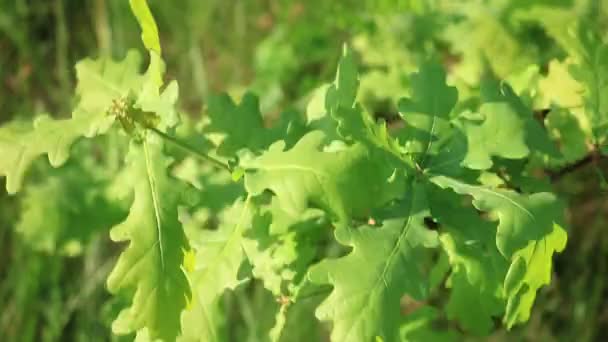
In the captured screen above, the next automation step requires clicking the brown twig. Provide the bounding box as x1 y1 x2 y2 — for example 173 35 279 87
549 148 604 182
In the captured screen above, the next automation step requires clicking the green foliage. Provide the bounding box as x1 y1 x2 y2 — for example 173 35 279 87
107 139 191 341
397 61 458 165
3 0 608 341
0 49 146 194
179 198 252 342
309 181 437 342
16 154 124 255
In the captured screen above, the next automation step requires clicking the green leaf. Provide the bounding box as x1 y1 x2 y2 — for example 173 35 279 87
242 201 326 342
0 117 99 195
545 108 589 166
424 129 468 176
271 288 324 342
429 175 562 258
242 198 325 296
127 0 180 134
206 93 269 157
129 0 161 54
306 84 339 138
129 0 164 88
106 139 190 341
206 92 307 157
179 198 253 342
536 60 590 164
309 181 438 342
480 79 560 157
567 25 608 144
428 185 507 334
242 131 403 226
326 45 359 116
0 51 146 194
444 7 533 82
308 48 403 159
172 157 242 215
16 157 124 255
398 61 458 119
503 223 566 327
105 6 195 337
537 60 585 113
513 6 582 58
137 80 181 130
74 50 145 122
460 103 529 170
429 175 566 328
325 46 367 142
398 61 458 167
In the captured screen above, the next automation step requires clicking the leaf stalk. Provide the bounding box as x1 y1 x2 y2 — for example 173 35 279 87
147 126 231 172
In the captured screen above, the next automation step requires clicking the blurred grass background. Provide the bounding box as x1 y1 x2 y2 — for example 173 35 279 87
0 0 607 341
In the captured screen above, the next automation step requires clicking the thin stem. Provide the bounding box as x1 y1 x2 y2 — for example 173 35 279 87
54 0 70 107
147 126 231 172
294 287 332 301
93 0 111 55
189 41 209 101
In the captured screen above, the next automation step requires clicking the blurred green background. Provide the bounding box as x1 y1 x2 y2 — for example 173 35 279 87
0 0 607 341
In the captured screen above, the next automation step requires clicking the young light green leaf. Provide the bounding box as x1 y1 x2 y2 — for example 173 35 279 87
241 130 404 226
537 60 585 114
242 199 324 296
74 50 145 124
567 25 608 145
129 0 161 54
129 0 164 88
0 51 146 194
107 140 190 341
504 223 567 327
179 198 253 342
0 116 99 194
16 160 123 255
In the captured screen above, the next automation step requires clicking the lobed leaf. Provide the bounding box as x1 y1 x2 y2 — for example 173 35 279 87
460 103 529 170
309 181 438 342
480 79 560 158
398 61 458 167
0 51 145 194
16 155 124 255
429 175 566 328
428 185 507 334
241 130 403 226
206 92 307 158
107 139 191 341
179 199 253 342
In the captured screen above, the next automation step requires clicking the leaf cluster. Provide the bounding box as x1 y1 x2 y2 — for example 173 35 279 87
6 1 608 341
